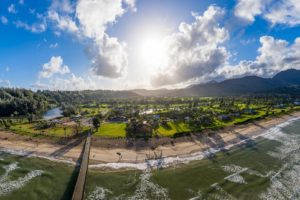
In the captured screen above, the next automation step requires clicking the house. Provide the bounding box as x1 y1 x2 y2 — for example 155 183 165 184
218 114 231 121
153 114 160 120
274 104 285 108
243 108 257 114
71 115 82 120
184 116 190 121
108 116 128 122
294 101 300 106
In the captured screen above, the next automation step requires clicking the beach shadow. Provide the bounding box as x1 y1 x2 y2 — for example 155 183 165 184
232 130 257 150
286 113 296 117
60 141 85 200
251 122 267 130
51 134 86 157
208 132 227 149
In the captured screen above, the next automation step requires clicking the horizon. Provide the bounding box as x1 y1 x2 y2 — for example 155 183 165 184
1 0 300 91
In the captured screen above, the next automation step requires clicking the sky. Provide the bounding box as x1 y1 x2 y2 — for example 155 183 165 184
0 0 300 90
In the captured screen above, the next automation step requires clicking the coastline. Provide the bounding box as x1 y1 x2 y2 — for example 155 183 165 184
0 111 300 170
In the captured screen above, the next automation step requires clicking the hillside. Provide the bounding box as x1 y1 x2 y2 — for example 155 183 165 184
131 69 300 97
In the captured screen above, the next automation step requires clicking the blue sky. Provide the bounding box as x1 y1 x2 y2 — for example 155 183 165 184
0 0 300 90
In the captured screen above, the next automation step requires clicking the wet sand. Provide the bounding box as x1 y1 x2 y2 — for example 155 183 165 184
0 111 299 166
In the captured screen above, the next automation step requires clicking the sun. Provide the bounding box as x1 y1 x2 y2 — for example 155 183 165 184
138 34 166 73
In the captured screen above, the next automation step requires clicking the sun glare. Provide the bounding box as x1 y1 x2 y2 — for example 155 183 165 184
138 35 166 73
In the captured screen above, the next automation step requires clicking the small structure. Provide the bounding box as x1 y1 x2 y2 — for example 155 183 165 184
108 116 128 122
294 100 300 106
243 108 257 114
71 115 82 120
184 116 190 121
218 114 231 121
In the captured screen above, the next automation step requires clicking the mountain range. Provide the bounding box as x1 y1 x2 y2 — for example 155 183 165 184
132 69 300 97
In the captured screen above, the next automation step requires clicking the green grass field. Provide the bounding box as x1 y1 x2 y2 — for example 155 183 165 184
93 122 127 138
157 122 191 137
9 123 89 137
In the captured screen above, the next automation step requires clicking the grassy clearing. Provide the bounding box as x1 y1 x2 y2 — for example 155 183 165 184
157 122 191 137
94 122 127 138
9 123 89 137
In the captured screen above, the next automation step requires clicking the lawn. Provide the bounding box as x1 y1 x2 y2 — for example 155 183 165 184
157 122 191 137
79 107 110 117
9 123 89 137
93 122 127 138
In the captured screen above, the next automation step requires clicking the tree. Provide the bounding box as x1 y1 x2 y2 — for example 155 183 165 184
62 105 77 117
92 117 101 131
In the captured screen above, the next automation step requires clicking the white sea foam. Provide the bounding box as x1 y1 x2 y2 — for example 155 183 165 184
127 170 169 200
0 148 76 165
0 162 44 196
209 184 236 200
90 117 300 170
87 170 170 200
258 118 300 199
86 187 113 200
0 163 18 183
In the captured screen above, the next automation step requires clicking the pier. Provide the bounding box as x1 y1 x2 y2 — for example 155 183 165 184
72 132 91 200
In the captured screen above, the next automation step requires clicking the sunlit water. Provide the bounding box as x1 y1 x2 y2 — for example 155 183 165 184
0 118 299 199
43 107 63 120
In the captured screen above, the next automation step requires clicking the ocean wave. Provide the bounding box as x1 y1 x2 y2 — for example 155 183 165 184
0 162 44 196
0 148 76 166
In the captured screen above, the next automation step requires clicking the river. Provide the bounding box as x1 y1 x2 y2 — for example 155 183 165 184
43 107 63 120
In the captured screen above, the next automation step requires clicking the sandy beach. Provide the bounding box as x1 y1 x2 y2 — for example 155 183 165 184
0 111 299 167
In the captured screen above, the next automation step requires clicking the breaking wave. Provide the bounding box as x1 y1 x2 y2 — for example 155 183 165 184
0 162 43 196
87 170 170 200
0 148 76 165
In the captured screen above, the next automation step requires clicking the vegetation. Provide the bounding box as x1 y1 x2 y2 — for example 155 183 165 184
0 87 300 139
94 123 126 138
0 88 49 117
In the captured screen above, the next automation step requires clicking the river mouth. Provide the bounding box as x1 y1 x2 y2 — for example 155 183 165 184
0 118 299 199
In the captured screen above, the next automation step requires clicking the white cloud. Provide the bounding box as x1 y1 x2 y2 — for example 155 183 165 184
234 0 265 22
76 0 125 39
39 56 70 78
89 34 128 78
14 21 46 33
5 66 10 72
216 36 300 79
50 0 74 14
48 11 78 34
34 73 96 91
8 4 17 14
75 0 133 78
151 6 229 87
1 16 8 25
47 0 135 79
0 79 11 87
49 43 59 49
264 0 300 26
234 0 300 26
19 0 24 5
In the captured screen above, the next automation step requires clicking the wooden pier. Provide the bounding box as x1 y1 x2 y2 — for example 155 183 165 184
72 132 91 200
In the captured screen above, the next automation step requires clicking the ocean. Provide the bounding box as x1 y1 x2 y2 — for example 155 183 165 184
0 118 299 200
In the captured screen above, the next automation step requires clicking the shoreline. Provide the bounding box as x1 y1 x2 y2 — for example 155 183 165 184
0 111 299 170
